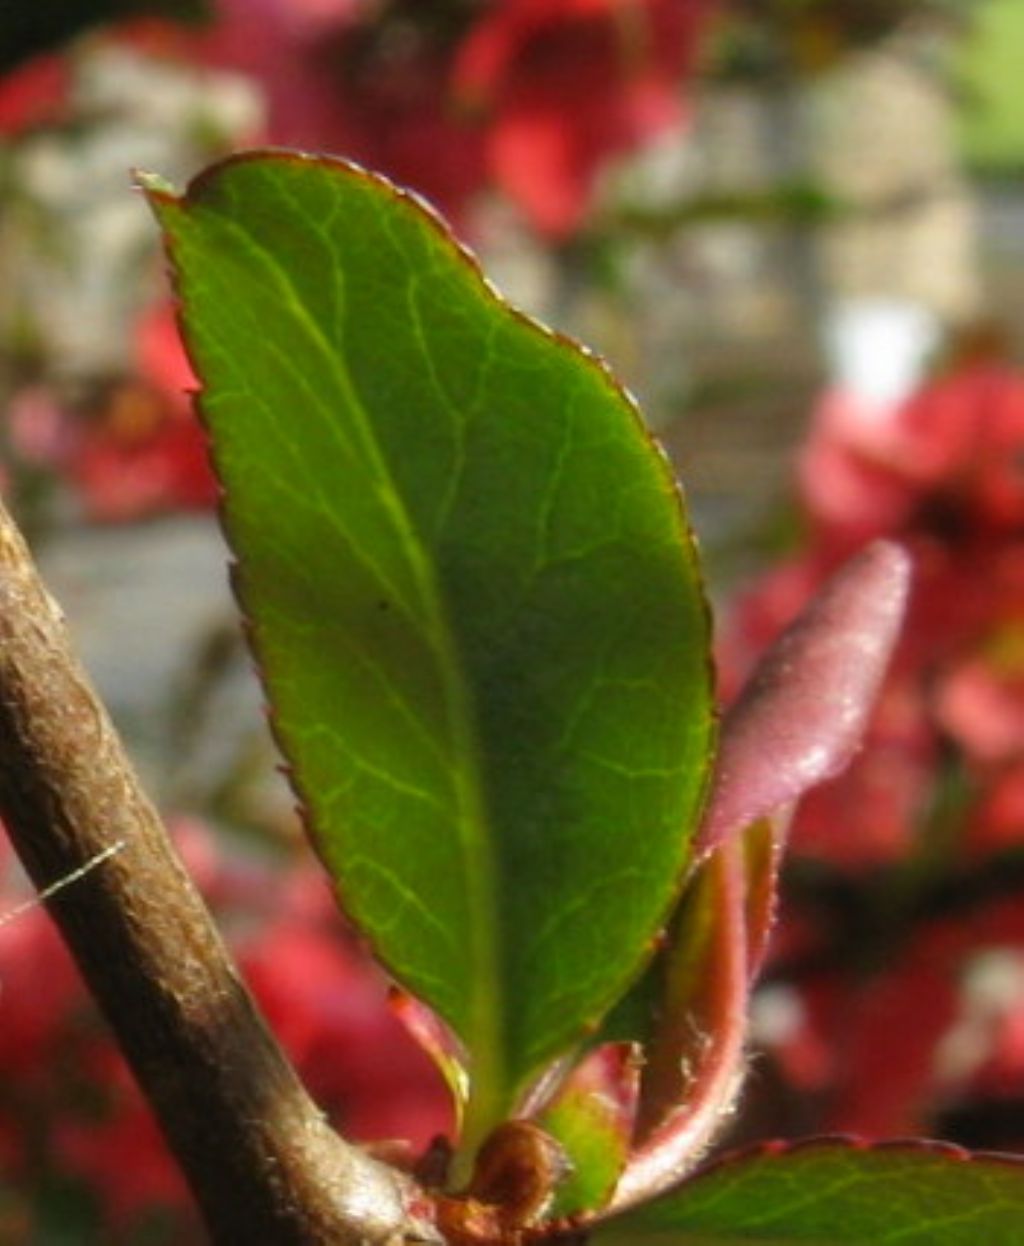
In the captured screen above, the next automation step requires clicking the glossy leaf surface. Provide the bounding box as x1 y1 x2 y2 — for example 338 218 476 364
593 1139 1024 1244
144 152 714 1145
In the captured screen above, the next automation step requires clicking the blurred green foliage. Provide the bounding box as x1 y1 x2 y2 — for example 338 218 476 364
958 0 1024 172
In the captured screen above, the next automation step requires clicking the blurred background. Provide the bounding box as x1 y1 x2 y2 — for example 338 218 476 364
3 1 1024 1240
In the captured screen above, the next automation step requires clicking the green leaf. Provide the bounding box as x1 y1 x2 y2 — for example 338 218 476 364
591 1140 1024 1244
541 1045 640 1217
143 151 714 1151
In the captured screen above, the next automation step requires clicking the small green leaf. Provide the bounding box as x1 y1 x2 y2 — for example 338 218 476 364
144 152 714 1150
591 1140 1024 1244
541 1045 640 1217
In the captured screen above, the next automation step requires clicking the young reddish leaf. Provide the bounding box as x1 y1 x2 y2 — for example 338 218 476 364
609 826 757 1213
142 151 714 1158
389 989 469 1130
740 816 782 980
592 1138 1024 1244
601 544 909 1212
699 540 911 856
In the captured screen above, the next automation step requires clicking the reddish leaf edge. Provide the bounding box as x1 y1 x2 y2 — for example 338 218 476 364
390 988 471 1128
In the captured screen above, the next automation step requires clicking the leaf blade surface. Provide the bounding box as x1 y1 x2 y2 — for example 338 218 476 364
592 1139 1024 1244
145 151 714 1142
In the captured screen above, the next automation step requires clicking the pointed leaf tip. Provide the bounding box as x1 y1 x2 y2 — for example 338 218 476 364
133 169 176 197
700 540 911 854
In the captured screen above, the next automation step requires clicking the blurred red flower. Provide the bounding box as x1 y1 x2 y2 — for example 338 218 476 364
0 821 449 1234
730 353 1024 1145
0 52 69 135
452 0 714 235
198 0 715 235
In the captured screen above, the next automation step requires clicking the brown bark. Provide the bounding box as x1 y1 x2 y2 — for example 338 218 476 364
0 497 435 1245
